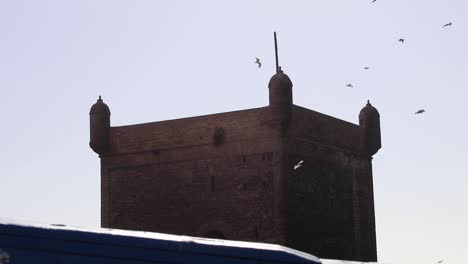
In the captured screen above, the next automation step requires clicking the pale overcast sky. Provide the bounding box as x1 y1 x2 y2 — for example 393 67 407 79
1 1 467 264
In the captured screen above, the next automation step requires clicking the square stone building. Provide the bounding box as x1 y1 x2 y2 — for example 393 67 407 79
89 68 381 261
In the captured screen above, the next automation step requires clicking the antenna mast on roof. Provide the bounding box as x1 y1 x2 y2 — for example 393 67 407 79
274 32 279 73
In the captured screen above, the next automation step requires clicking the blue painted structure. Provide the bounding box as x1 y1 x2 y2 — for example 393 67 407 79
0 220 321 264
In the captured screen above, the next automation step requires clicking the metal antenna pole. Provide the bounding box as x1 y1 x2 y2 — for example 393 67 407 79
274 32 279 73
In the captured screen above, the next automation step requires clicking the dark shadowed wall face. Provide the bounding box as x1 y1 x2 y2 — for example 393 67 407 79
286 158 353 259
285 152 376 261
281 106 377 261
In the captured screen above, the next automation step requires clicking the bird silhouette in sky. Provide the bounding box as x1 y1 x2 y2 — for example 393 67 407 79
254 57 262 68
372 0 377 3
346 83 354 88
364 67 370 70
398 38 405 43
294 160 304 170
443 22 452 28
415 109 426 114
437 261 444 264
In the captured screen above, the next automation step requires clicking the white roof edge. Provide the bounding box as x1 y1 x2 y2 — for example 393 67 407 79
0 218 320 262
321 259 382 264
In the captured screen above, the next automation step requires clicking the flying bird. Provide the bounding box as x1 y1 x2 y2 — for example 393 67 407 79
364 67 370 70
437 261 444 264
442 22 452 28
346 83 354 88
254 57 262 68
398 38 405 43
415 109 425 114
294 160 304 170
372 0 377 2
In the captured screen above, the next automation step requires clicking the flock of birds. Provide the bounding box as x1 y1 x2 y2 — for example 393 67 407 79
254 20 454 116
252 20 454 171
251 7 454 264
343 21 453 116
251 10 456 264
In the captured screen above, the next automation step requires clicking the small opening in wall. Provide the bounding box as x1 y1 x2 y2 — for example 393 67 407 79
213 127 225 146
262 153 265 160
242 156 246 163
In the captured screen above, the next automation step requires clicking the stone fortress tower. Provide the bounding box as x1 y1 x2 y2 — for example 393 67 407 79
89 38 381 261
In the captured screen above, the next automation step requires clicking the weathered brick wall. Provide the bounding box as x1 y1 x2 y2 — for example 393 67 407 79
101 107 285 243
281 106 377 261
353 159 377 261
284 147 364 260
107 107 273 154
98 104 377 261
289 105 361 152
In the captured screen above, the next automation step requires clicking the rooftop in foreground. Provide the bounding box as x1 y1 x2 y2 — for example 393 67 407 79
0 219 321 264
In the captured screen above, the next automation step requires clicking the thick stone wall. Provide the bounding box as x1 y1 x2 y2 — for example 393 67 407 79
98 104 378 261
101 107 286 243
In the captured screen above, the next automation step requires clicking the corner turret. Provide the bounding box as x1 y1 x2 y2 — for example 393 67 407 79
359 100 381 156
89 96 111 155
268 67 293 132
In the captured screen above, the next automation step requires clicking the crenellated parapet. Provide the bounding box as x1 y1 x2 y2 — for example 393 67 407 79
268 67 293 133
